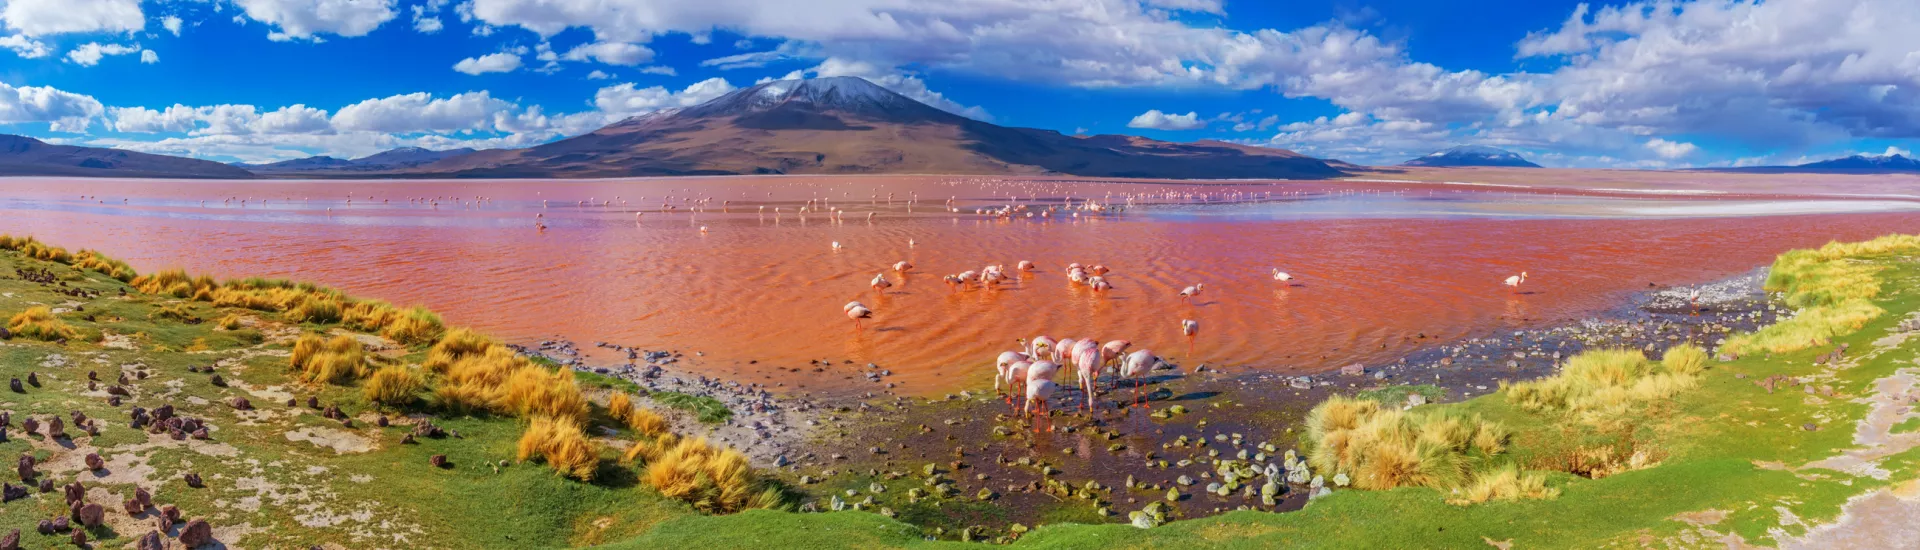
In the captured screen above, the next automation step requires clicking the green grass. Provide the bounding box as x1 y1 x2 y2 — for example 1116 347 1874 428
1893 417 1920 435
651 391 733 424
1353 384 1447 406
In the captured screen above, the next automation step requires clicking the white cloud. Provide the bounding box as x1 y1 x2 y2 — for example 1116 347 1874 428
65 42 141 66
161 15 183 36
139 49 156 63
412 6 443 33
109 105 199 133
453 52 521 75
1644 138 1697 159
585 70 611 80
0 34 49 58
639 65 675 76
593 77 737 118
332 91 512 133
786 57 991 120
0 81 104 132
562 41 653 66
234 0 397 40
0 0 143 36
1881 146 1912 158
1127 110 1205 131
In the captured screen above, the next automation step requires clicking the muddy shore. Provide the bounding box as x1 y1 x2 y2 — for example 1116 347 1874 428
529 266 1782 539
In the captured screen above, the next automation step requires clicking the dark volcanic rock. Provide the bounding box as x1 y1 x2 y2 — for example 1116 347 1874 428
180 518 213 547
430 454 448 468
77 503 103 527
229 397 252 411
15 455 31 481
136 531 163 550
84 453 103 471
6 378 17 393
184 472 203 488
62 481 83 505
0 528 16 550
0 483 24 502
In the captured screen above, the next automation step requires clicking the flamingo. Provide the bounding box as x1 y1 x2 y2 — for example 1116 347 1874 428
1119 349 1159 407
943 274 964 290
1071 339 1104 412
1505 272 1528 292
1090 265 1110 276
1024 379 1060 429
1181 319 1199 357
1179 283 1205 302
1053 338 1078 364
893 261 913 272
870 273 892 292
1017 260 1036 271
1087 276 1113 292
1101 340 1132 371
1273 269 1293 283
832 241 844 251
1002 361 1031 410
1688 288 1701 311
995 351 1030 402
1028 335 1057 360
844 301 873 329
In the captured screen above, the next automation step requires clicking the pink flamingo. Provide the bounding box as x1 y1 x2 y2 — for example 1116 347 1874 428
870 273 892 292
844 301 873 329
1101 340 1132 371
1070 339 1103 412
1017 260 1036 271
1504 272 1528 293
1272 269 1294 283
1024 379 1060 431
1181 319 1199 357
1002 360 1031 410
1119 349 1158 407
1087 276 1113 292
1090 265 1109 275
1053 338 1078 364
893 261 913 272
1028 335 1057 361
995 351 1029 400
1178 283 1205 302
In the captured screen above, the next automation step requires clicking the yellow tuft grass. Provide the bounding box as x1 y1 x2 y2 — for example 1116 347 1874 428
1723 234 1920 355
1305 395 1507 491
214 313 244 330
516 416 600 480
133 269 217 298
364 366 426 405
608 393 672 438
7 305 78 341
288 333 367 384
1502 345 1706 423
423 328 496 374
636 436 759 512
382 307 443 346
1447 465 1558 506
342 299 401 331
497 367 590 425
70 250 136 282
149 302 199 322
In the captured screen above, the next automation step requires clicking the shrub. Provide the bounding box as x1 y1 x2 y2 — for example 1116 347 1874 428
149 303 199 322
497 367 590 426
288 333 367 384
637 436 759 512
1305 396 1507 491
423 328 496 374
382 307 444 346
133 269 215 298
342 300 400 332
7 306 78 341
285 294 344 324
516 416 600 480
214 313 244 330
606 392 669 436
70 250 136 282
1502 345 1706 422
364 366 426 405
1447 465 1558 505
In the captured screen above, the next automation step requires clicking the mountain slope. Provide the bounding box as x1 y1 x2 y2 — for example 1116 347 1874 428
0 134 255 178
241 147 479 174
1796 153 1920 172
413 76 1342 179
1402 145 1541 168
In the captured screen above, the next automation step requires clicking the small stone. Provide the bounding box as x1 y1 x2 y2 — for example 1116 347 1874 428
184 472 203 488
229 397 252 410
430 454 448 468
70 529 86 546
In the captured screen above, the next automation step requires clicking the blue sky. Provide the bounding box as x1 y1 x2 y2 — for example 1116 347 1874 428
0 0 1912 168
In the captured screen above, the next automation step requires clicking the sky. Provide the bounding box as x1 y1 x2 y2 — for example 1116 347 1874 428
0 0 1914 168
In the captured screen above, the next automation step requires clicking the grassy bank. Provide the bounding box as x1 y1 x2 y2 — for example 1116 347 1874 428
0 236 777 548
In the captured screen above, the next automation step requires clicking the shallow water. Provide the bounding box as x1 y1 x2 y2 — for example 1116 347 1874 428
3 175 1916 395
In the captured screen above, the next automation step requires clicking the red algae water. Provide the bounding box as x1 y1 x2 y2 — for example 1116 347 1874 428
4 175 1917 395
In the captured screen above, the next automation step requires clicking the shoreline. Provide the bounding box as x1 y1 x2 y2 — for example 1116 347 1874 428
535 264 1785 533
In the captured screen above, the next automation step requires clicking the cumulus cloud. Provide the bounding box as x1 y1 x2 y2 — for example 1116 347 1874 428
453 52 521 75
1127 110 1205 131
562 41 653 66
1644 138 1697 159
139 49 156 63
593 77 737 118
586 70 611 80
785 57 992 120
0 82 104 132
0 34 49 58
234 0 397 40
161 16 183 36
65 42 141 66
332 91 512 133
0 0 143 36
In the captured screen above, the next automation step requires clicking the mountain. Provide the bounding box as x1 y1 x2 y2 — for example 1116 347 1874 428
1401 145 1541 168
240 147 478 174
0 134 255 178
410 76 1342 179
1796 153 1920 172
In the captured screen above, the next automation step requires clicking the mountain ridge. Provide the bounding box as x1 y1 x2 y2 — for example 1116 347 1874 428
1401 145 1541 168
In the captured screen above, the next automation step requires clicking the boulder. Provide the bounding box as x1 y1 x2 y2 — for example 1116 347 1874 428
124 498 142 514
38 479 51 493
62 481 83 505
0 483 23 502
162 505 181 522
184 472 203 488
209 374 226 387
15 455 32 481
34 520 51 535
229 397 252 411
69 529 85 546
25 373 37 387
49 516 68 532
46 416 63 439
0 529 16 550
136 531 164 550
20 418 36 437
135 486 152 508
77 503 103 527
430 455 448 468
6 379 18 393
180 519 213 547
84 453 103 471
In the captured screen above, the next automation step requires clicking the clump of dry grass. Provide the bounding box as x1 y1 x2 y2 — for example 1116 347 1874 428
1502 345 1706 423
148 302 199 322
1305 395 1507 491
382 307 443 346
1724 234 1920 355
608 393 672 438
70 250 136 282
626 435 760 512
133 269 217 298
422 328 589 424
1447 465 1558 506
214 313 244 330
364 366 426 405
7 305 78 341
343 299 401 331
516 415 600 480
423 328 496 373
288 333 367 384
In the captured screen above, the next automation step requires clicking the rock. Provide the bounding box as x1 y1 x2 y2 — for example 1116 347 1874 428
0 483 23 502
180 519 213 547
34 520 51 535
135 486 151 508
1340 364 1365 376
162 505 181 522
84 453 103 471
377 415 389 427
70 529 86 546
38 479 51 493
0 529 15 550
184 472 203 488
209 374 226 386
1333 473 1350 487
430 455 448 468
26 373 37 387
229 397 252 410
47 416 64 438
135 531 164 550
124 498 142 514
63 481 83 505
1406 394 1427 408
16 455 33 481
6 379 18 393
49 516 67 533
77 503 103 527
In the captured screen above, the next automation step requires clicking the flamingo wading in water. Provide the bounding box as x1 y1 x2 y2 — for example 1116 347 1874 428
1181 319 1199 358
844 301 873 329
1505 272 1528 293
1120 349 1158 407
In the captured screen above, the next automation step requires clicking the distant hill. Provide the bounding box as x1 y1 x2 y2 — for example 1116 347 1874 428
1402 145 1541 168
239 146 478 174
407 76 1343 179
0 134 254 178
1694 153 1920 174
